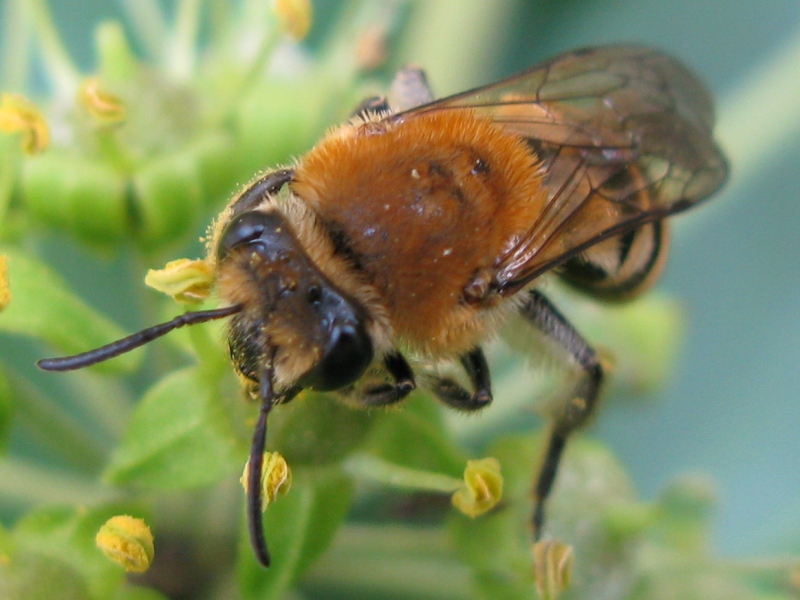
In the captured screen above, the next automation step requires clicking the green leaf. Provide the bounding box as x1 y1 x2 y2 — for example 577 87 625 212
0 552 89 600
650 474 717 553
11 504 144 600
105 367 240 488
0 247 139 374
268 391 374 466
238 467 354 600
364 394 466 476
0 374 107 470
450 497 535 580
595 294 684 396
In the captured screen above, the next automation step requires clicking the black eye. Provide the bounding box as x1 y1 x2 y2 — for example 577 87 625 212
300 322 373 391
306 285 322 305
217 212 270 260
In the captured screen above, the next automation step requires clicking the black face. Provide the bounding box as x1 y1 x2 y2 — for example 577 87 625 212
219 210 374 392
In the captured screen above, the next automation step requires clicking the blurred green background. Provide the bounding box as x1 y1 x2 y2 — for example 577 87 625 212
4 0 800 565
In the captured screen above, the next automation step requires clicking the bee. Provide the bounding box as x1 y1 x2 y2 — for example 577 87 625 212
38 45 728 567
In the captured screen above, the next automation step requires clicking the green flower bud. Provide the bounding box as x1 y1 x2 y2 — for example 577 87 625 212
21 151 127 248
132 151 202 250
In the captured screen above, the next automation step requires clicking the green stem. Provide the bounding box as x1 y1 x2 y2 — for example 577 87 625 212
95 21 139 82
25 0 80 99
190 320 230 382
716 25 800 197
305 524 471 599
1 0 32 92
119 0 168 62
0 456 117 509
681 24 800 241
214 14 282 122
328 523 456 558
344 453 461 493
316 0 378 79
206 0 233 49
168 0 202 80
395 0 520 94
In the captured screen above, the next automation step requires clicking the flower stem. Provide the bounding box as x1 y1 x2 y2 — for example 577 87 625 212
214 14 282 122
25 0 80 99
1 0 32 92
0 456 117 509
168 0 202 80
344 453 461 493
305 524 471 599
119 0 168 62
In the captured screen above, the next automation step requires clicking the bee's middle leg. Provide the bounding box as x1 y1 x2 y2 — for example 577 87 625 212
430 346 493 412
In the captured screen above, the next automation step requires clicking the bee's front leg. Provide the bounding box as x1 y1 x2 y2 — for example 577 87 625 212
355 350 416 407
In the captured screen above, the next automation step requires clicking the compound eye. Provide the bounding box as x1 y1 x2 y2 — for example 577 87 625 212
300 322 373 391
217 212 270 260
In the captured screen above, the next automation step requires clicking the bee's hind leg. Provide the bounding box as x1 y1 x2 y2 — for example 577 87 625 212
521 289 605 539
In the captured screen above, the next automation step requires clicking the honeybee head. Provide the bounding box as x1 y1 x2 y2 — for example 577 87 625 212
216 210 374 393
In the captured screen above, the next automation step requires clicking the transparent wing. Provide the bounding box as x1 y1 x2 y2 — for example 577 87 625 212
390 45 728 294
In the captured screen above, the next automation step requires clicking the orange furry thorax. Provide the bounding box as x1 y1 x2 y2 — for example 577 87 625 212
291 110 547 355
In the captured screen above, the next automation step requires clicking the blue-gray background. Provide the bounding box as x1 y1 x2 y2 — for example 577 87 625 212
14 0 800 558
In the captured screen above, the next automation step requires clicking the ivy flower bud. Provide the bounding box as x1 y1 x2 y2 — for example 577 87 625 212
145 258 214 303
532 539 574 600
0 256 10 311
273 0 313 41
240 451 292 513
95 515 155 573
0 94 49 154
78 77 126 124
451 457 503 518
